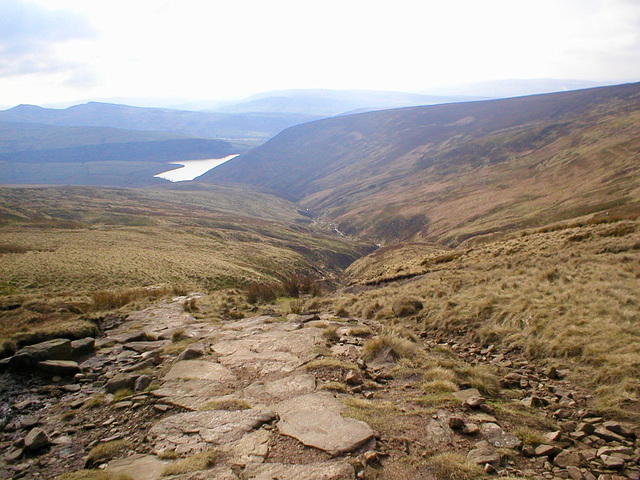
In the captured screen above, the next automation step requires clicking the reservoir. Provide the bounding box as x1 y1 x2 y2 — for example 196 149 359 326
154 154 239 182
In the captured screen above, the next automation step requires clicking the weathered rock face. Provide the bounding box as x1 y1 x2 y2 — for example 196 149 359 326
275 393 375 455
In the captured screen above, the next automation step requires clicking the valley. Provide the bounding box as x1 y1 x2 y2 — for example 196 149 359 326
0 83 639 480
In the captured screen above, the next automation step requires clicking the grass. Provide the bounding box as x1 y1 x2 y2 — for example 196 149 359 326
328 218 640 420
320 381 349 393
197 398 251 411
85 440 131 468
160 450 221 476
362 334 422 362
423 452 486 480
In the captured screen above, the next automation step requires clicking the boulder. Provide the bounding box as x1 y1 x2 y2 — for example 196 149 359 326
554 450 584 468
535 444 562 457
134 375 153 392
177 346 204 361
105 373 140 393
24 428 50 452
481 422 522 449
70 337 95 357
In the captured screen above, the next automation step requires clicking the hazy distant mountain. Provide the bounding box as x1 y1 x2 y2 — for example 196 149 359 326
425 78 610 98
203 82 640 245
0 103 322 143
180 89 480 116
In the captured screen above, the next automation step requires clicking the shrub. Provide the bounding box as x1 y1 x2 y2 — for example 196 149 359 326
246 282 281 304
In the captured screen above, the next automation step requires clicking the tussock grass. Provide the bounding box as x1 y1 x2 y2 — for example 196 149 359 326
424 452 486 480
85 440 131 468
513 426 545 446
161 450 221 476
362 335 422 362
320 381 349 393
332 220 640 418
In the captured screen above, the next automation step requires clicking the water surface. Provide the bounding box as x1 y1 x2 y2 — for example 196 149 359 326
154 154 239 182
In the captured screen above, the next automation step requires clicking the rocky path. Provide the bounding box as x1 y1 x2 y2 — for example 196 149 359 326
1 294 639 480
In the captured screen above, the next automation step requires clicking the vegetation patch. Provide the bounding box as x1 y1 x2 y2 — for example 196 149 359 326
161 450 221 476
85 440 131 468
423 452 486 480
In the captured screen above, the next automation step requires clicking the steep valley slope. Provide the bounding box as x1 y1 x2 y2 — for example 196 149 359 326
203 82 640 245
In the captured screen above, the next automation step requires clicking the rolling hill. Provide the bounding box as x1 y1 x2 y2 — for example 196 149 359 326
0 122 238 186
0 102 322 144
202 82 640 245
195 88 479 116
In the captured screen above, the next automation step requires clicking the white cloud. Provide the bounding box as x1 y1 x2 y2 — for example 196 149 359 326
2 0 639 106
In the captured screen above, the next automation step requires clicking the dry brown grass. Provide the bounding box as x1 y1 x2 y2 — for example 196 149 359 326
85 440 131 468
328 219 640 419
423 452 486 480
161 450 221 476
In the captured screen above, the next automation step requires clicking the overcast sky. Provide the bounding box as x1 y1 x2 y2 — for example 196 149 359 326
1 0 639 107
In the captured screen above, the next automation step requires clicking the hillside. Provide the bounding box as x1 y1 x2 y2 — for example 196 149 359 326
0 122 238 187
203 82 640 245
0 102 322 144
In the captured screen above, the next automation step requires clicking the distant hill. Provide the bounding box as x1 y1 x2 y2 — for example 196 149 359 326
0 102 322 143
194 89 480 116
0 122 235 187
202 82 640 245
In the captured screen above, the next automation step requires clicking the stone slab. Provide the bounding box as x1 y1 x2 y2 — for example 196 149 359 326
105 454 169 480
164 360 236 383
148 409 276 454
274 393 374 455
243 461 355 480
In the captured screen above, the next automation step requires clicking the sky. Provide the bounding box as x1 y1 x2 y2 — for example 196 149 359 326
1 0 640 108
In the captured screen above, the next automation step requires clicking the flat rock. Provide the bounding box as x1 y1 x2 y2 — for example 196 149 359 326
243 461 356 480
123 341 168 353
105 454 169 480
454 388 482 402
164 360 236 383
152 379 236 410
37 360 81 376
219 348 303 376
275 393 375 455
17 338 72 362
481 422 522 449
554 450 584 468
148 408 276 454
244 374 316 405
222 428 271 466
468 440 501 466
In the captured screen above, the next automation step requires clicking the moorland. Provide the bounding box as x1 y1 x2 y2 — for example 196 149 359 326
0 82 639 480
